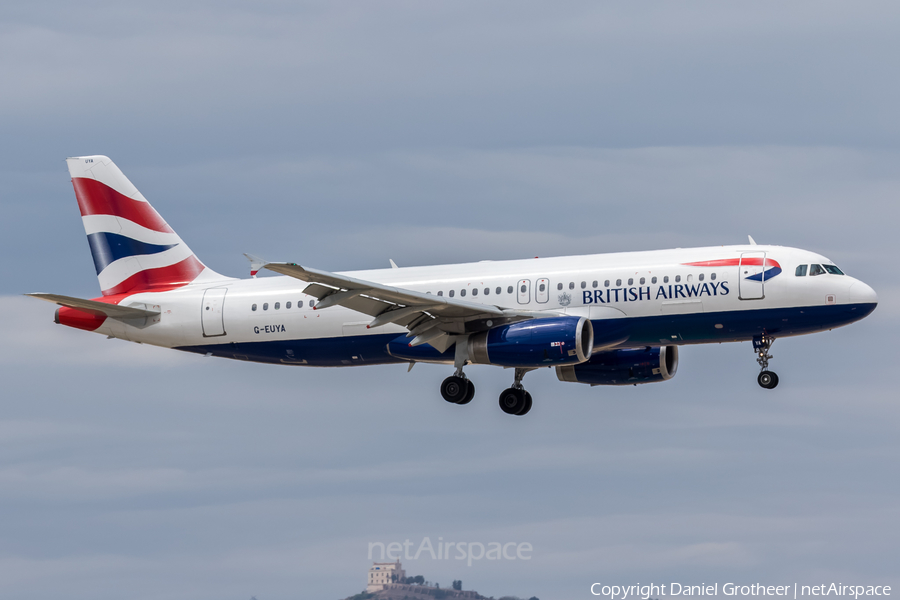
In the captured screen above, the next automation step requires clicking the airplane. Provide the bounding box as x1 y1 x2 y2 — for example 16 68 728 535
28 155 878 416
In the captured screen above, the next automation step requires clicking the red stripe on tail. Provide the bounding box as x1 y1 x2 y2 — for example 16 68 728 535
101 255 205 296
57 306 108 331
72 178 174 233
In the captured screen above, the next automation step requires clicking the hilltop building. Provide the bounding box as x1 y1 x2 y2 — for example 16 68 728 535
367 560 405 592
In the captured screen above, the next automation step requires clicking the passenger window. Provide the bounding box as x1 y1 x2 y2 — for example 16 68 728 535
298 300 304 307
437 291 443 296
698 274 704 281
795 265 808 277
592 280 598 288
810 264 825 276
460 289 466 297
569 282 575 290
539 283 545 292
711 273 716 280
508 286 513 294
520 284 527 293
616 279 622 286
687 274 693 282
651 276 657 284
664 276 669 283
604 280 610 287
449 290 455 297
496 287 502 295
252 304 257 311
581 281 586 289
286 301 291 309
484 288 490 295
628 278 633 286
472 288 478 296
823 265 844 275
675 275 681 283
557 283 563 291
274 302 280 310
639 277 645 285
263 303 269 310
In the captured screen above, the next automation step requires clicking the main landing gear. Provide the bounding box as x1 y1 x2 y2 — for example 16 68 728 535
440 369 475 405
498 368 535 416
440 367 534 416
753 335 779 390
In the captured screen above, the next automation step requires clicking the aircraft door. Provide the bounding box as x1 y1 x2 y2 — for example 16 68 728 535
517 279 531 304
201 287 228 337
535 278 549 303
739 252 766 300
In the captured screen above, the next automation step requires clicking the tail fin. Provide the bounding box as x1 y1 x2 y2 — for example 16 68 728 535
66 155 223 296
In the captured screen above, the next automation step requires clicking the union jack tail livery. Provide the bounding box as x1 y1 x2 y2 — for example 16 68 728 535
66 155 220 296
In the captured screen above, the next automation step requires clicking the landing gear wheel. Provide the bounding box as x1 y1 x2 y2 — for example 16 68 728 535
516 392 533 416
758 371 779 389
752 335 779 389
456 379 476 405
499 388 527 415
441 376 469 403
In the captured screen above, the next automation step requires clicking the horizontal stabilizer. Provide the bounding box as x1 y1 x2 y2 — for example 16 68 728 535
26 293 160 319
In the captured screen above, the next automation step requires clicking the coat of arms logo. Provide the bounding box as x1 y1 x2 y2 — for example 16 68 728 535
558 292 572 307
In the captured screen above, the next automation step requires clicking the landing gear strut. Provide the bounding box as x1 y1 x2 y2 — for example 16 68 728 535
441 368 475 404
499 368 535 416
753 335 779 389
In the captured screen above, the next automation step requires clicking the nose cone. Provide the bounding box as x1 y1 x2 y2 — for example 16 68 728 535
849 280 878 305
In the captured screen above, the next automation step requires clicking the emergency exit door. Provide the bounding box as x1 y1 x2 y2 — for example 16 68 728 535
517 279 531 304
201 288 228 337
535 278 549 303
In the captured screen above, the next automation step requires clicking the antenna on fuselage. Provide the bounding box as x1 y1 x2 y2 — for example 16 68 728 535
748 235 758 245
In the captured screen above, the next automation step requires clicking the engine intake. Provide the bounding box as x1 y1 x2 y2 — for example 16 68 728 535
556 345 678 386
468 316 593 368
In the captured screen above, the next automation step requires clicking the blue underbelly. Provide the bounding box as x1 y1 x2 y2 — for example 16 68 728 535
610 302 876 347
175 302 876 366
176 332 404 366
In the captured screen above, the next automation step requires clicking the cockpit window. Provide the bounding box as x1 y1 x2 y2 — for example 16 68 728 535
809 264 826 276
823 264 844 275
795 265 808 277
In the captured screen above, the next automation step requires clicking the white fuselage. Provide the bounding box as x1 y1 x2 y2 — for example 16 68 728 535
84 244 877 368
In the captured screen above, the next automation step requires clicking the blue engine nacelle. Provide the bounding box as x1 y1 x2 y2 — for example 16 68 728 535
555 346 678 386
467 316 594 368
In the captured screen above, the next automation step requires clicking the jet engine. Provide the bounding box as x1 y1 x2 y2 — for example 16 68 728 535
555 345 678 386
467 316 593 367
388 316 593 368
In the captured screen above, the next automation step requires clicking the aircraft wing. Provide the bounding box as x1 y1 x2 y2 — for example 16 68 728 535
264 262 552 347
26 293 160 320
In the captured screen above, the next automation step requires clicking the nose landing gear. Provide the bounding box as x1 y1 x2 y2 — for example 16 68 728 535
498 367 535 415
753 335 779 389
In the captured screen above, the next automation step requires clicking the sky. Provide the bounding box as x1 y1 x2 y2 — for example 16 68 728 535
1 2 899 599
